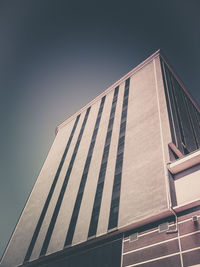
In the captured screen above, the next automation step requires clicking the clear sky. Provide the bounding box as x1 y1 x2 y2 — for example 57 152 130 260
0 0 200 259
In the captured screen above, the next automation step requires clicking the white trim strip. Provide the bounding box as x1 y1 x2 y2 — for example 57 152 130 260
123 229 159 242
123 230 200 256
123 246 200 267
180 229 200 239
182 246 200 254
123 251 180 267
138 228 159 237
178 218 184 267
123 236 178 255
121 235 125 267
123 215 200 243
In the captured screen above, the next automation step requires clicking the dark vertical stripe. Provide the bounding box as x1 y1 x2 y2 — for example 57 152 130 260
108 78 130 230
88 87 119 238
65 96 106 246
24 114 80 262
39 107 91 256
191 104 200 147
172 76 197 152
161 59 200 155
183 94 199 149
170 76 187 151
161 60 186 154
160 59 177 147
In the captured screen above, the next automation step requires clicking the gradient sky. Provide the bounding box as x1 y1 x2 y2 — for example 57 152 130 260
0 0 200 259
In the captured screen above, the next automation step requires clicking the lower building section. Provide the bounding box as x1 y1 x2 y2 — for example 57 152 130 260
19 205 200 267
19 237 122 267
122 205 200 267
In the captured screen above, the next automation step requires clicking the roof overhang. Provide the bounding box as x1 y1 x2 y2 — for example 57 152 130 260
168 149 200 175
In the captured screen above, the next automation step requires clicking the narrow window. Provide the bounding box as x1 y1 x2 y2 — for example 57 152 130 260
64 96 106 246
24 114 80 262
39 107 91 256
88 86 119 238
108 78 130 230
161 59 200 157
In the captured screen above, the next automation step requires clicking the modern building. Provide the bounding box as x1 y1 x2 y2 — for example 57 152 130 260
1 50 200 267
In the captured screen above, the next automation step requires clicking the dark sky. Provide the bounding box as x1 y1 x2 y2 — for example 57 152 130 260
0 0 200 259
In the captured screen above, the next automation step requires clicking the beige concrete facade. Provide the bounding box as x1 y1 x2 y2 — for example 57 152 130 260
97 82 125 237
72 90 114 245
175 164 200 205
1 50 200 267
1 118 75 267
119 58 170 230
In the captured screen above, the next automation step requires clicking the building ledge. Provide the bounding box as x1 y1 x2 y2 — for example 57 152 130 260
168 149 200 175
173 199 200 213
17 201 200 267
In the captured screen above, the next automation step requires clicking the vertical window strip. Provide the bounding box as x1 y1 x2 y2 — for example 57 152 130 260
88 86 119 238
39 107 91 256
169 72 187 150
162 60 199 154
172 77 197 152
191 104 200 147
183 94 199 150
24 114 80 263
108 78 130 230
64 96 106 246
161 59 200 155
160 59 177 147
161 60 186 154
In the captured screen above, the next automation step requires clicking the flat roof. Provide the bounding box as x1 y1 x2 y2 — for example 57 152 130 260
56 49 200 133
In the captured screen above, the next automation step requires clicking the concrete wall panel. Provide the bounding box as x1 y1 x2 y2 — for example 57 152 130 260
29 116 84 260
97 82 125 236
46 103 99 254
72 90 114 244
119 61 168 229
1 118 76 266
175 164 200 206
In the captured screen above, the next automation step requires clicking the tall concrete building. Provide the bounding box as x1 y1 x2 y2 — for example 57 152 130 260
1 50 200 267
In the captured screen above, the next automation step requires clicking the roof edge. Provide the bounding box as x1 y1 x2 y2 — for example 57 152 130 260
56 49 161 133
56 49 200 133
159 52 200 113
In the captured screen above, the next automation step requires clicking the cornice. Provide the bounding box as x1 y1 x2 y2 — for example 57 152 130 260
56 49 161 133
56 49 200 133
